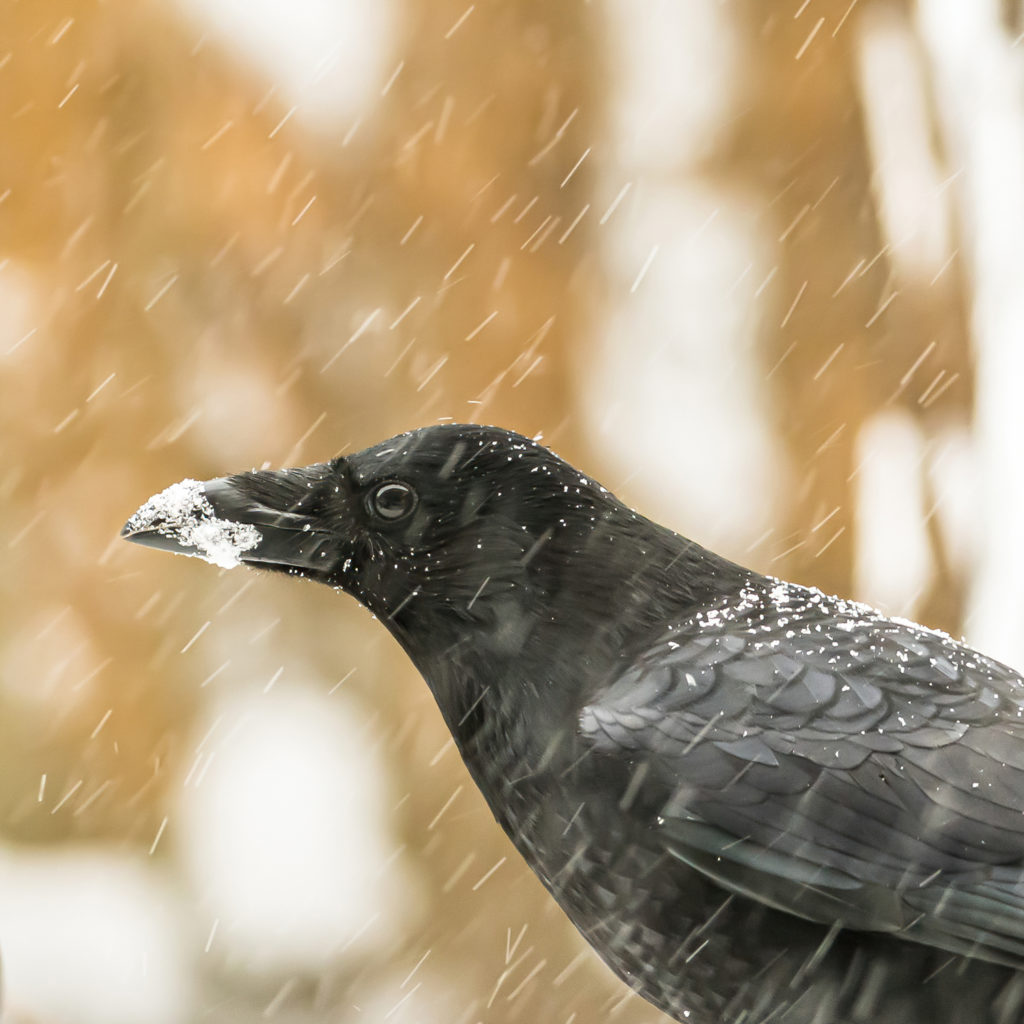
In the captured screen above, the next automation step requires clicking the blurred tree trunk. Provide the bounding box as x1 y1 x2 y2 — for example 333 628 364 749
727 0 972 634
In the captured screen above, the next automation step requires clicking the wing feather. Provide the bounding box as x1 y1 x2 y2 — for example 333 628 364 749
579 579 1024 967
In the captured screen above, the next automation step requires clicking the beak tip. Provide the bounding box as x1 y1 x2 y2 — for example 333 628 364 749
123 465 335 574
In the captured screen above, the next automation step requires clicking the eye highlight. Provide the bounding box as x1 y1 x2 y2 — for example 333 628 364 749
368 481 417 522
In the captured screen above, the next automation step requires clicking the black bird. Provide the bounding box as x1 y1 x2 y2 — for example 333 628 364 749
123 424 1024 1024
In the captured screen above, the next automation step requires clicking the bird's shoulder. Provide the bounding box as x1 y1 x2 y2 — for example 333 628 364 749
576 578 1024 966
580 576 1024 767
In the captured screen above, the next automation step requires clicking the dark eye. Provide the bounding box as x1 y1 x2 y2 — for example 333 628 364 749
369 482 417 521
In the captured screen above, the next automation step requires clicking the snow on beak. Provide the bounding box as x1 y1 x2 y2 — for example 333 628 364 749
121 465 339 575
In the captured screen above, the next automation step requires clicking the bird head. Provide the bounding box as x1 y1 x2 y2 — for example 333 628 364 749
121 425 631 657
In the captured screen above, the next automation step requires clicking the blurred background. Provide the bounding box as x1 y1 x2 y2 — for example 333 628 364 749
2 0 1024 1020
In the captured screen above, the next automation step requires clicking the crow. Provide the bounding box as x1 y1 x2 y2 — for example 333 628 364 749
123 423 1024 1024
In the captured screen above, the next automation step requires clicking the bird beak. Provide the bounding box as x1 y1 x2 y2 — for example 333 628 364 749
121 464 341 575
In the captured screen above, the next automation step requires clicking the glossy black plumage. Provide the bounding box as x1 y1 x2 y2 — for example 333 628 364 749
123 424 1024 1023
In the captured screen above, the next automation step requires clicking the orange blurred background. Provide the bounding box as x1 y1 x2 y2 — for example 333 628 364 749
2 0 1023 1021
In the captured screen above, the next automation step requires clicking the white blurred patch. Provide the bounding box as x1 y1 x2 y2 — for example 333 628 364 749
853 410 933 616
0 261 43 359
0 845 192 1024
604 0 741 168
170 0 394 130
355 965 468 1024
918 1 1024 664
173 347 294 464
590 0 777 554
580 183 782 552
925 423 979 579
855 6 952 281
178 682 421 975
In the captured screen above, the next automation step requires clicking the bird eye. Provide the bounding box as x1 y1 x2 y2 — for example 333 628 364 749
369 481 417 521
